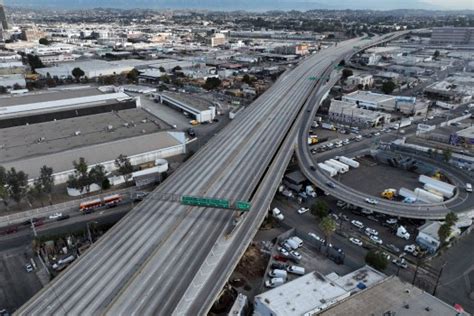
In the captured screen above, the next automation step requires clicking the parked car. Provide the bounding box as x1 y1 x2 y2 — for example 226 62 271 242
326 181 336 188
392 258 408 269
265 277 285 288
25 264 33 273
404 244 416 253
271 262 288 270
351 220 364 229
186 128 196 137
272 208 284 221
386 218 398 225
290 250 302 260
367 215 379 222
349 237 363 246
365 227 378 236
370 235 383 245
308 232 324 243
56 215 70 221
277 246 289 256
297 207 309 214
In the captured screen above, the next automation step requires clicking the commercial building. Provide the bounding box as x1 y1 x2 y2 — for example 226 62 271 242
209 33 226 47
21 27 46 42
254 266 385 316
424 80 473 104
35 60 135 79
154 91 216 123
416 221 460 254
431 27 474 46
39 54 76 65
320 276 466 316
453 126 474 148
0 87 137 128
346 74 374 88
0 74 26 89
329 99 391 127
0 108 183 185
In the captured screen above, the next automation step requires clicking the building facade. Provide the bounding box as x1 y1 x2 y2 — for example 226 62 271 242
431 27 474 46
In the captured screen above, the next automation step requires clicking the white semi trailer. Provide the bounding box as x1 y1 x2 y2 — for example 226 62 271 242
324 159 348 174
318 163 337 177
414 188 444 203
327 159 350 173
337 156 360 168
419 175 455 196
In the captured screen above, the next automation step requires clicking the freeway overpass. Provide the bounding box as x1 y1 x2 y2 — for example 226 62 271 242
296 61 474 220
17 34 400 316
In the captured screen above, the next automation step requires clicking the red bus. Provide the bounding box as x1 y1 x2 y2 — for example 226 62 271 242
79 194 122 212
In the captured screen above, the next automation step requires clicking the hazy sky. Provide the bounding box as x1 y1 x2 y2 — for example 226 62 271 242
5 0 474 10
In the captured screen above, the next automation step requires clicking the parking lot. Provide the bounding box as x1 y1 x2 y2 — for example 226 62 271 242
338 155 421 196
0 246 43 313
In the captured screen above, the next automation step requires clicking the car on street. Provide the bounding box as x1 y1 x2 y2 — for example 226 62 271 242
277 246 289 256
326 181 336 188
49 212 63 220
349 237 363 246
365 198 378 205
25 264 33 273
272 208 284 221
367 215 379 222
297 207 309 214
387 244 401 253
186 128 196 137
365 227 378 236
351 220 364 229
340 214 349 221
370 235 383 245
290 250 302 260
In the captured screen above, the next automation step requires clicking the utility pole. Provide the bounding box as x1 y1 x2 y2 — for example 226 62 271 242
432 263 446 296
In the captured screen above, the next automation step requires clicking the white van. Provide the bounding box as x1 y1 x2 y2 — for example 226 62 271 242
272 208 284 221
269 269 287 278
265 277 285 288
466 183 472 193
290 236 303 248
287 265 305 275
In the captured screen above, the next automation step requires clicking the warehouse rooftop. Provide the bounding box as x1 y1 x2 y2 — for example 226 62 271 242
161 91 215 111
319 276 465 316
0 108 169 163
2 131 182 180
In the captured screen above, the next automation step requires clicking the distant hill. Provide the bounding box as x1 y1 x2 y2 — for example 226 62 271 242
4 0 450 11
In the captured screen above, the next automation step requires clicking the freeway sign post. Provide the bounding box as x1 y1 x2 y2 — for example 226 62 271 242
235 201 251 211
181 196 251 211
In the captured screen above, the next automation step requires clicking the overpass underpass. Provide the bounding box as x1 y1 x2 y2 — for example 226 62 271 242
17 35 382 315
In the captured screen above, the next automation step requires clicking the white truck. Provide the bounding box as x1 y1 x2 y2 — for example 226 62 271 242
419 175 455 198
305 185 317 198
414 188 444 203
272 208 285 221
326 159 349 173
321 122 336 131
396 226 410 240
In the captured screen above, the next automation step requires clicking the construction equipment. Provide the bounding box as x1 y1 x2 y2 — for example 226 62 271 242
381 188 397 200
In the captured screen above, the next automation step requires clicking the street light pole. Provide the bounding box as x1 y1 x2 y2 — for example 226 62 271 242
30 218 37 237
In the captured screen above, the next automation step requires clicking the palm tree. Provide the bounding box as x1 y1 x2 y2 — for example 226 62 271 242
320 216 337 244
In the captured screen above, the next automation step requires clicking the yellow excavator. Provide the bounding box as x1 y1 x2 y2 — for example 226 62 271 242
381 188 397 200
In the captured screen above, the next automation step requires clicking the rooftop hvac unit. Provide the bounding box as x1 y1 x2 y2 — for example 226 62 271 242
74 131 81 136
141 119 147 123
107 125 113 131
123 122 129 127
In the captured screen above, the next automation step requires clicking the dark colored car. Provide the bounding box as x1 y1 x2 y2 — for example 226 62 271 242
187 128 196 137
57 215 70 221
271 262 288 270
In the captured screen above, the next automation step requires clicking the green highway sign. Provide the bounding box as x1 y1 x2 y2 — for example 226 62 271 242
181 196 230 209
309 76 317 81
235 201 251 211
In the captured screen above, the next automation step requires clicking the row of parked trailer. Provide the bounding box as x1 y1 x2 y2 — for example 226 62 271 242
398 175 458 204
318 156 360 178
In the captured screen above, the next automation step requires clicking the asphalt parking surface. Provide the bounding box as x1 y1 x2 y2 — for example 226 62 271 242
338 155 421 197
0 246 42 313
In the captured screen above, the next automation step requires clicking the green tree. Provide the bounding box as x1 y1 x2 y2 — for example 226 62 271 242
26 54 45 71
115 154 134 183
29 180 44 207
365 250 388 271
89 164 107 190
433 50 440 59
311 200 329 219
39 37 50 45
159 66 166 73
445 211 458 227
442 148 452 162
68 157 92 193
381 80 396 94
242 74 253 84
203 77 221 90
0 166 8 208
6 168 29 204
126 69 140 83
342 69 353 79
38 165 54 203
319 216 336 244
438 223 451 244
72 67 85 82
172 65 182 73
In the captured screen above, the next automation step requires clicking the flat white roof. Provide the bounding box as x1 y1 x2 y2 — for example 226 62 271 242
344 90 395 104
255 272 349 315
0 92 131 119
